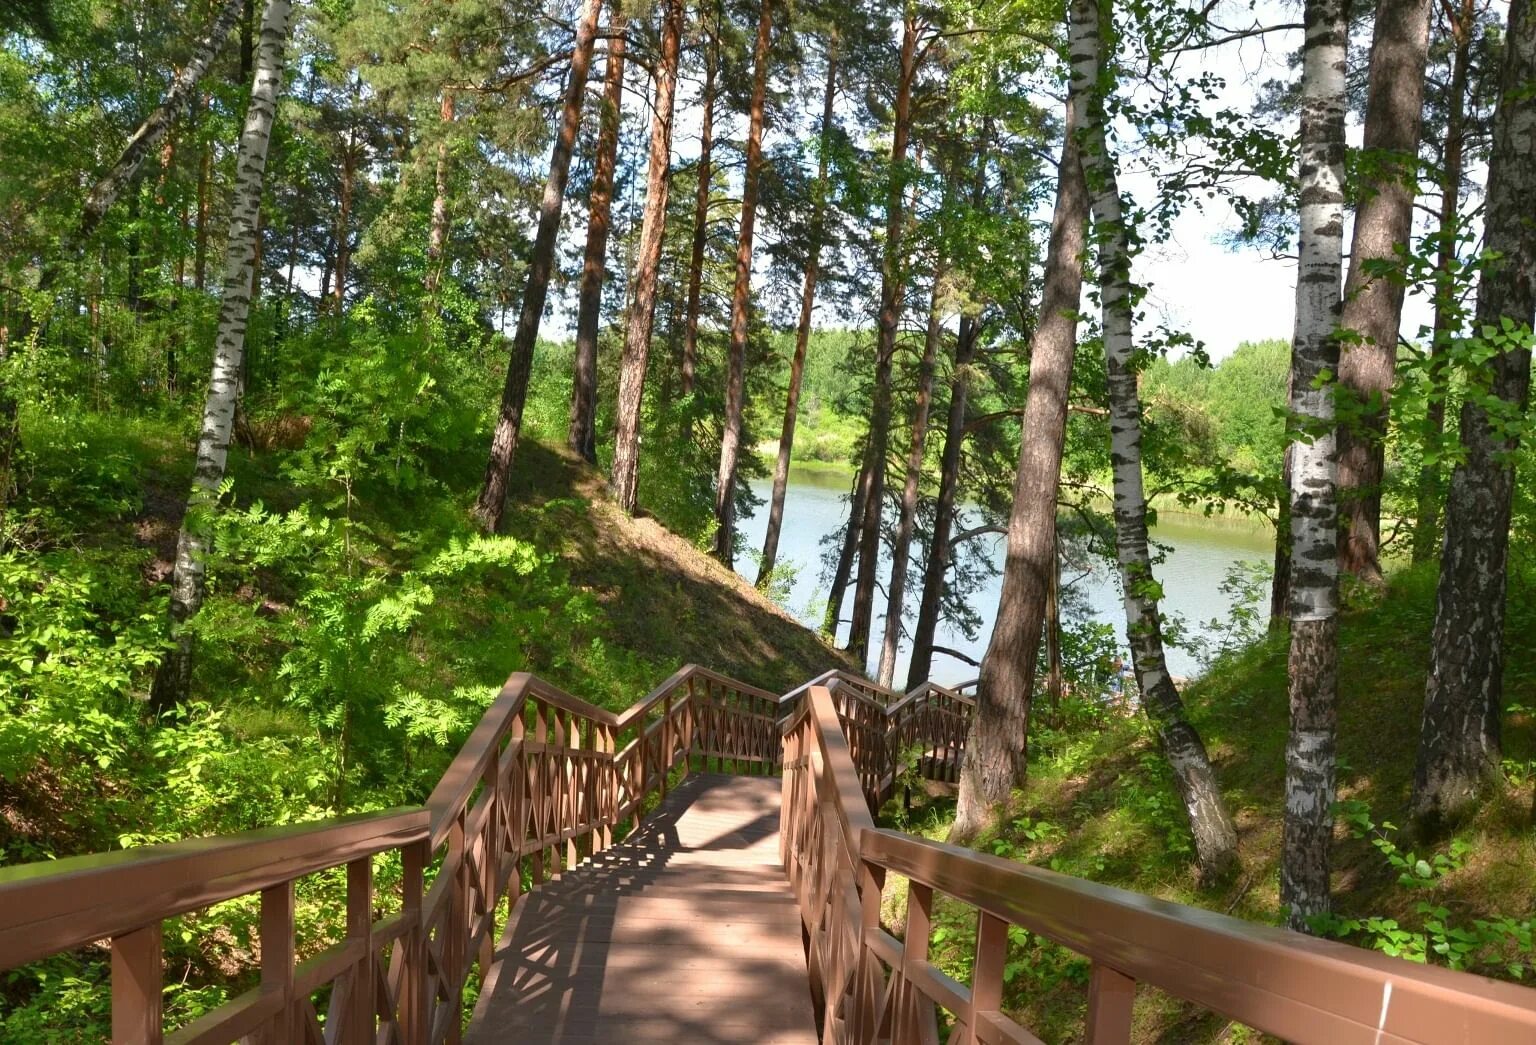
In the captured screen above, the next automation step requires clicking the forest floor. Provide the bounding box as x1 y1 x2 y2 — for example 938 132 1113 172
885 563 1536 1043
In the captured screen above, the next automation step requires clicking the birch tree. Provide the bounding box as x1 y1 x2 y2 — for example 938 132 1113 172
609 0 683 513
152 0 294 711
1281 0 1348 930
1071 0 1237 880
1413 0 1536 825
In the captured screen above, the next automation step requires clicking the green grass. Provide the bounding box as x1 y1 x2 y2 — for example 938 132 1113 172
882 562 1536 1042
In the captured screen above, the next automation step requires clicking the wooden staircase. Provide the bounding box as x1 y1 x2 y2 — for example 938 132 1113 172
3 666 1536 1044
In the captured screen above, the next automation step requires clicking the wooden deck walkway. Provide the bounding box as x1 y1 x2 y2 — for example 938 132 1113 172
465 774 818 1043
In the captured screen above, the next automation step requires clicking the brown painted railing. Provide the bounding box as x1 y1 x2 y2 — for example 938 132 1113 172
0 663 782 1044
781 680 1536 1044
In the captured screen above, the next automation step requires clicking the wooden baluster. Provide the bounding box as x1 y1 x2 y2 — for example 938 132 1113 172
344 857 374 1045
661 692 673 799
1085 963 1135 1044
260 880 295 1045
564 712 579 871
965 912 1008 1045
446 809 467 1032
855 859 886 1039
893 882 935 1044
111 922 162 1045
532 700 548 887
400 839 427 1044
479 746 500 974
598 723 615 851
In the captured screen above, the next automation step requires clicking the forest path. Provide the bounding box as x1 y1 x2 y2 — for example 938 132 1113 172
465 773 818 1044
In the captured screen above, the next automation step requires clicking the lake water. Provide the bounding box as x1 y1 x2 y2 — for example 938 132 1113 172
736 465 1275 686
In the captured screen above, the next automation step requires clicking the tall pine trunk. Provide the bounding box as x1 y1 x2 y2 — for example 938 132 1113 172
473 0 603 532
1334 0 1432 582
847 12 918 662
569 14 627 464
78 0 247 240
1411 0 1474 564
1073 0 1237 881
151 0 293 711
876 264 943 687
608 0 682 513
757 42 837 586
1281 0 1347 931
709 0 773 565
951 80 1088 844
823 444 874 638
680 4 718 407
906 314 979 689
1412 0 1536 825
425 92 455 298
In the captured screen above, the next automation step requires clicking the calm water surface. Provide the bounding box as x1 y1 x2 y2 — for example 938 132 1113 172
736 465 1274 686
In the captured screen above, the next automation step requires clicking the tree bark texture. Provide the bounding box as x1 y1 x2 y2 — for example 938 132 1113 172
569 14 627 464
709 0 773 565
1411 0 1474 565
1281 0 1347 931
79 0 247 240
1072 0 1239 881
876 266 944 688
757 43 837 587
473 0 603 532
906 315 981 690
152 0 293 711
1413 0 1536 824
1334 0 1432 582
950 91 1088 844
425 91 456 298
680 4 718 406
847 12 918 663
608 0 681 514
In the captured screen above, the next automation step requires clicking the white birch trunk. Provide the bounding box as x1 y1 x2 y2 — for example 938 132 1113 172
1070 0 1238 882
1281 0 1348 930
152 0 293 710
81 0 248 238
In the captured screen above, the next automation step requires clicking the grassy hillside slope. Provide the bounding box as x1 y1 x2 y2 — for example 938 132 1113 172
889 564 1536 1042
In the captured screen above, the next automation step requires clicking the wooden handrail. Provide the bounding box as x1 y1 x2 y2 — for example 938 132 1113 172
0 808 426 972
0 662 791 1044
780 682 1536 1044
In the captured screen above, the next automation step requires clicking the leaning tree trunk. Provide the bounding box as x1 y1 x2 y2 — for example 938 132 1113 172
823 443 875 638
1281 0 1348 932
151 0 293 712
709 0 773 565
78 0 247 241
877 264 944 688
1412 0 1536 826
680 2 719 410
569 13 627 464
473 0 603 532
609 0 682 513
757 41 837 587
1072 0 1238 881
847 11 918 662
906 314 980 689
1411 0 1474 565
1334 0 1432 583
951 85 1088 844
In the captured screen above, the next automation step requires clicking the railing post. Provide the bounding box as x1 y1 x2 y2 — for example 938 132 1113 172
661 692 674 798
479 746 500 974
598 723 615 852
259 880 295 1045
967 912 1008 1045
111 922 162 1045
400 838 428 1045
1085 962 1136 1044
345 856 374 1045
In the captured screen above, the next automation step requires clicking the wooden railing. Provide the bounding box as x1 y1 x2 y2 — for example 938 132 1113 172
0 663 782 1044
781 680 1536 1044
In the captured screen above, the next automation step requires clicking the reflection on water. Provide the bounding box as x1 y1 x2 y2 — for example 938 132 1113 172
736 465 1273 686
